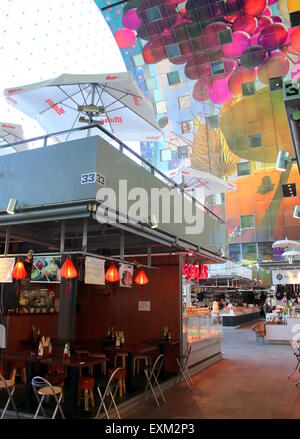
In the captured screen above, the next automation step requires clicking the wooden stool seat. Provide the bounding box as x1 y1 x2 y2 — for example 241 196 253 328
78 376 95 411
108 368 126 398
88 354 107 376
0 379 14 389
133 354 151 376
114 352 128 369
38 386 62 396
10 361 26 384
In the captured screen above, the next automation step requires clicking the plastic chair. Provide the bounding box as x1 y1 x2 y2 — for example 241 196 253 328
95 367 123 419
144 353 166 407
0 374 19 419
176 345 193 388
31 376 65 419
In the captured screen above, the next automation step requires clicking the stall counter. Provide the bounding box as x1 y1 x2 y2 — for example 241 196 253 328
266 317 300 344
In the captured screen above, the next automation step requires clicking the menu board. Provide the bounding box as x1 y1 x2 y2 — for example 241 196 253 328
31 256 61 283
0 257 15 283
85 256 105 285
119 264 133 288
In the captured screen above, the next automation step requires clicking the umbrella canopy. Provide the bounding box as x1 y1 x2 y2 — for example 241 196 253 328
168 166 236 198
272 238 300 249
3 73 162 143
0 122 27 154
282 250 300 258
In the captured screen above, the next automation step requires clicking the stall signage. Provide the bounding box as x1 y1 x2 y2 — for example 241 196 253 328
85 257 105 285
272 269 300 285
0 257 15 283
183 263 208 281
138 301 151 312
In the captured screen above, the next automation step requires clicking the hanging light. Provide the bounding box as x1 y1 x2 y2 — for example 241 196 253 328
11 260 27 296
105 264 120 300
135 269 149 299
60 257 77 298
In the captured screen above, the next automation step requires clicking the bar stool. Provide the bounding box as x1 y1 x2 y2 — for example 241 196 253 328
0 374 19 419
108 368 126 398
78 376 95 412
75 350 90 377
133 354 151 376
10 360 27 384
95 367 123 419
88 354 107 376
114 352 128 369
144 354 165 407
176 345 193 388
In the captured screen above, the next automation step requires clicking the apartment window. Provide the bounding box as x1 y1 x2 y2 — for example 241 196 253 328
155 100 167 114
178 95 191 110
165 43 181 59
167 71 181 86
206 115 219 129
210 59 225 76
237 162 251 176
177 146 189 159
242 82 256 96
181 120 193 134
282 183 297 197
248 134 262 148
160 149 172 162
229 244 241 262
217 29 233 45
132 54 145 67
146 6 162 22
269 76 283 91
240 214 255 229
145 77 157 91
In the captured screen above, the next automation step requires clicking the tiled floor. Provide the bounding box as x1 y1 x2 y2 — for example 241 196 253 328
125 326 300 419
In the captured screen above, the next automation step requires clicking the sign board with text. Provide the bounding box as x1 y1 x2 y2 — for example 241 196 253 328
85 256 105 285
0 258 15 283
272 269 300 285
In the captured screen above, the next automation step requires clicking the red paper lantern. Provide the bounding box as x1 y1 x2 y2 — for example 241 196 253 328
105 264 120 300
60 258 77 297
135 269 149 298
11 261 27 296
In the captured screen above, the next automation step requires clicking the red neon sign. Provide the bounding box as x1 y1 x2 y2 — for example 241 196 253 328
183 263 208 281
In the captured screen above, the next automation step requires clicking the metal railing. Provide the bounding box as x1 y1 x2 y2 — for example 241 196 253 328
1 123 224 224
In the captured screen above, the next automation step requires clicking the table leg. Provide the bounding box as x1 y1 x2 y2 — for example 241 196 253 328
126 352 133 393
24 361 35 412
67 367 79 419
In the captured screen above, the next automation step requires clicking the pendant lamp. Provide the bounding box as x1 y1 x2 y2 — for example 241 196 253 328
105 264 120 300
135 269 149 299
60 257 77 297
11 260 27 296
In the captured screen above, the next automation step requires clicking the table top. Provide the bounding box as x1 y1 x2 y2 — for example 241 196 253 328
142 338 180 346
104 343 157 355
4 351 106 368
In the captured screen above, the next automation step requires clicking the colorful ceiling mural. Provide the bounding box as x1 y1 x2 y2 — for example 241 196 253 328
96 0 300 277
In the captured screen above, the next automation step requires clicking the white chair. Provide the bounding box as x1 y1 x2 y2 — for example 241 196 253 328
95 367 123 419
31 376 65 419
176 345 193 388
0 374 19 419
144 353 166 407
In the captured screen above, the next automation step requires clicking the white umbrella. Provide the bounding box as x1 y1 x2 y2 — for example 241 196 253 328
168 166 236 198
0 122 27 154
282 250 300 258
3 73 162 143
272 238 300 249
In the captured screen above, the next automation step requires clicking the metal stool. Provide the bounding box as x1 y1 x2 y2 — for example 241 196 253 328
144 353 166 407
10 360 26 384
78 376 95 411
133 354 151 376
31 376 65 419
0 374 19 419
176 345 193 388
95 367 123 419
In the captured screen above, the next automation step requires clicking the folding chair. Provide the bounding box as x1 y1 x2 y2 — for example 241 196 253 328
144 353 166 407
176 345 193 388
31 376 65 419
0 374 19 419
288 341 300 380
95 367 123 419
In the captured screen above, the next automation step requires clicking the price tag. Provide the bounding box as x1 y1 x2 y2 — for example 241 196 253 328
81 172 105 186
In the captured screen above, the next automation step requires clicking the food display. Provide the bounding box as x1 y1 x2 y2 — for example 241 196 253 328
18 288 57 314
183 314 223 344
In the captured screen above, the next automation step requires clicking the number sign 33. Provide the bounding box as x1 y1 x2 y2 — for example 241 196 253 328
81 172 105 186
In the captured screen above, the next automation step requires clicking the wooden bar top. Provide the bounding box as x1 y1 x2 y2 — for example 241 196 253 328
104 343 157 354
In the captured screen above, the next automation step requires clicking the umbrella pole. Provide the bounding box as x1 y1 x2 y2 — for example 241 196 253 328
87 84 96 138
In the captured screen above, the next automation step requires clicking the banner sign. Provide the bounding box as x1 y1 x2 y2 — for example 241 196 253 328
272 269 300 285
119 264 133 288
183 263 208 281
0 257 15 283
85 257 105 285
31 256 61 283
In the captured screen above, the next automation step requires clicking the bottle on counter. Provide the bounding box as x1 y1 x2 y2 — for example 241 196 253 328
120 333 125 346
167 331 171 341
48 338 52 355
116 336 120 348
63 343 70 360
38 341 43 357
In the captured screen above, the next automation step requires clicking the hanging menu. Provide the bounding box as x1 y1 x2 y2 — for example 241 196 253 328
85 257 105 285
0 257 15 283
